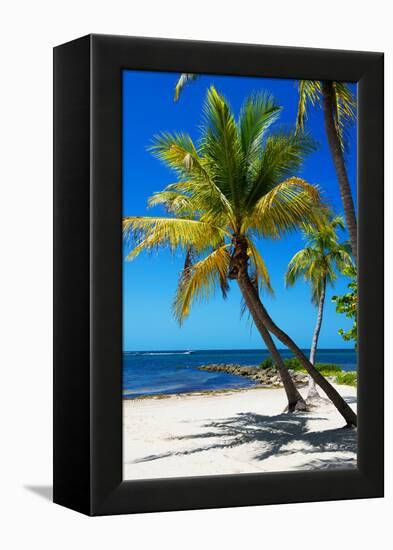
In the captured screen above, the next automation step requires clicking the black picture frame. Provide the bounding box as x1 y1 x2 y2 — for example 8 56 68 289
53 34 384 516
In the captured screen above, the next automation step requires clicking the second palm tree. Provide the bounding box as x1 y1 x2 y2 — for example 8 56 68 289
286 215 353 402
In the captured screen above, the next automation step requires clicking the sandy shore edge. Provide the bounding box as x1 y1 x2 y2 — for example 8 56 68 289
123 384 357 480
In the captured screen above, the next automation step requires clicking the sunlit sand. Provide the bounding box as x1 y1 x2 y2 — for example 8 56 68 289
123 383 357 480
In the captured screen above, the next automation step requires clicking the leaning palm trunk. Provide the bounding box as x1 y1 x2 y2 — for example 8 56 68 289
240 284 306 411
253 290 356 426
247 302 307 412
307 278 326 401
229 237 306 412
230 238 356 427
322 81 357 264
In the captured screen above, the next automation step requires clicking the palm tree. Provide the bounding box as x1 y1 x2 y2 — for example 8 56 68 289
174 75 357 265
123 86 356 426
296 80 357 264
285 215 353 401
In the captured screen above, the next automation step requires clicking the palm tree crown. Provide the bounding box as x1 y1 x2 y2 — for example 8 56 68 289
285 214 353 401
174 75 357 261
296 80 358 264
296 80 356 152
175 77 356 153
285 215 353 303
123 86 321 323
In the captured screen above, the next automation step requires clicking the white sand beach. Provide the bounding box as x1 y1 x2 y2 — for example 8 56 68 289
123 384 357 480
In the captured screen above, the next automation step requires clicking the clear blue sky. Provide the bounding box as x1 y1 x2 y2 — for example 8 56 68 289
122 70 357 351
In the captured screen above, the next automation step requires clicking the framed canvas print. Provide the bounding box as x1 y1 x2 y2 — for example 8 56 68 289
53 34 384 516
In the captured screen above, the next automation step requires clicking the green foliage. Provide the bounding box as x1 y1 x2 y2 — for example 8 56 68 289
259 356 341 375
124 86 322 324
175 77 356 155
334 371 357 387
285 215 353 305
259 357 275 370
259 355 357 387
283 357 303 371
332 265 357 346
296 80 356 153
315 363 342 375
259 355 356 386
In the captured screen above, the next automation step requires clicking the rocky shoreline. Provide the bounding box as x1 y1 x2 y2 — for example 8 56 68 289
198 363 309 388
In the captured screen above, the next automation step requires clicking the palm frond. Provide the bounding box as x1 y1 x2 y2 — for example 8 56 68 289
123 216 229 259
173 245 231 324
245 130 317 208
174 73 199 102
147 189 196 216
328 244 354 272
244 177 321 238
149 132 200 178
149 133 237 226
330 215 345 231
331 82 356 152
285 247 316 287
310 277 328 305
286 213 353 304
238 93 281 161
200 86 244 213
296 80 322 133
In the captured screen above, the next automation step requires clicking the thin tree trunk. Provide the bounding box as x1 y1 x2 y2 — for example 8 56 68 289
229 235 306 412
307 278 326 401
322 81 357 265
239 275 307 412
236 269 356 427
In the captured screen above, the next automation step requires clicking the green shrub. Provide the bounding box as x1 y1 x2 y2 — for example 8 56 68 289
260 356 305 371
315 363 344 377
285 359 343 375
259 355 357 386
283 357 302 371
259 357 274 370
259 356 348 379
334 371 357 386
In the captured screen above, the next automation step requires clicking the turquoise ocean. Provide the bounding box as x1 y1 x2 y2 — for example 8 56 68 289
123 349 356 398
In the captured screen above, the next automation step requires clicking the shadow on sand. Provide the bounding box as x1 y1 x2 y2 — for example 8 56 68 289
132 411 357 470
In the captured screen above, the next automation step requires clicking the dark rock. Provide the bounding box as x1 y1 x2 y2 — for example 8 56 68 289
197 363 310 388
